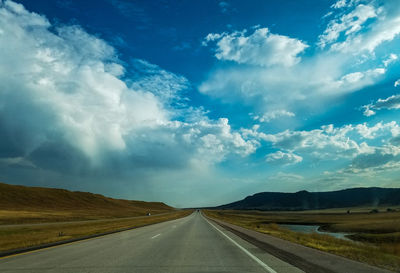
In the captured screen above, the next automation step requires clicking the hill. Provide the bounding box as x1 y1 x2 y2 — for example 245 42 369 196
218 187 400 211
0 182 173 221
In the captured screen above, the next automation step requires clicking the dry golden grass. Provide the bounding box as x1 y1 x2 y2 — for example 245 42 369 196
0 182 174 224
210 209 400 233
303 206 400 214
0 209 175 225
0 182 190 254
205 210 400 272
0 210 192 252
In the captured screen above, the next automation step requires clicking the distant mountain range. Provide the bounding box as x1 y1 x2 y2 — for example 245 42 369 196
218 187 400 211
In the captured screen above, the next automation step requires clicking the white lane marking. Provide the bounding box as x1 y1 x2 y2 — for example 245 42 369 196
151 233 161 239
204 218 278 273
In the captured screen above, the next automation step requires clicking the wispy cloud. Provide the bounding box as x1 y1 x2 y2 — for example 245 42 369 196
218 1 230 14
200 0 400 125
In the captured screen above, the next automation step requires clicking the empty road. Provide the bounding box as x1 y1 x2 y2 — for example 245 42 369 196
0 211 303 273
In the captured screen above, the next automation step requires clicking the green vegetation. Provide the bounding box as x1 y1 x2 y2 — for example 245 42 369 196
205 209 400 271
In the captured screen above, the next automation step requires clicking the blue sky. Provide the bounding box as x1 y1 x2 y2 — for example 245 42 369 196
1 0 400 207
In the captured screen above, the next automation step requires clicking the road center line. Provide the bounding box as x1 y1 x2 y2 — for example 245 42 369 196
204 217 277 273
151 233 161 239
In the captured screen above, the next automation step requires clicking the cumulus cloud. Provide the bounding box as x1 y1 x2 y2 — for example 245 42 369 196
249 118 400 179
201 41 386 122
244 121 399 163
248 120 400 177
200 1 398 122
346 145 400 173
259 125 370 160
362 94 400 116
395 79 400 87
355 121 399 139
242 121 400 178
340 68 385 84
203 27 308 67
322 1 400 53
0 0 258 178
252 110 295 123
374 95 400 110
199 54 386 124
266 151 302 165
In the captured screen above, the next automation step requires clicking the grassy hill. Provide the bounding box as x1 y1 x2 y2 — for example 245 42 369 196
0 182 174 224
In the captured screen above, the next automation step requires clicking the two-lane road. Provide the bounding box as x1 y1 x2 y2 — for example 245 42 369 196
0 211 303 273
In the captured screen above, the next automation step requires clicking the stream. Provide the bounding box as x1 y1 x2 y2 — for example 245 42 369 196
280 224 353 241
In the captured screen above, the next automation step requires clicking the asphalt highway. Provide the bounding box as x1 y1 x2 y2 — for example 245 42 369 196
0 211 303 273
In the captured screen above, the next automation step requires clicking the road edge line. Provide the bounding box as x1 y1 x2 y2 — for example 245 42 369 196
203 215 278 273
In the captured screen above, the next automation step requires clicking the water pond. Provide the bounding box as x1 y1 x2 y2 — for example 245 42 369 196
280 224 353 241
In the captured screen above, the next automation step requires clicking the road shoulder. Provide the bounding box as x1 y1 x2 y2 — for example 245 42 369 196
205 214 393 273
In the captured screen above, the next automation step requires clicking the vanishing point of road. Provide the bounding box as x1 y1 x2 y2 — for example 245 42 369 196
0 211 393 273
0 211 302 273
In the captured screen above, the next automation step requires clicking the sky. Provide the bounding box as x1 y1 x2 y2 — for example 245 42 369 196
1 0 400 207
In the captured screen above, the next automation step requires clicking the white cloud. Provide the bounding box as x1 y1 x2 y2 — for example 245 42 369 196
355 121 399 139
362 94 400 116
395 79 400 87
363 105 376 116
259 125 370 160
383 53 398 67
349 145 400 171
319 4 378 49
252 110 295 123
322 1 400 54
331 0 361 9
200 1 400 124
176 118 259 164
199 53 387 122
266 151 302 165
374 94 400 109
339 68 385 85
203 27 308 67
0 0 258 175
200 19 387 121
253 122 399 161
127 59 190 104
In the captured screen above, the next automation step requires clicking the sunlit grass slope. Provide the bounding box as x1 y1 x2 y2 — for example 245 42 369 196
0 182 173 224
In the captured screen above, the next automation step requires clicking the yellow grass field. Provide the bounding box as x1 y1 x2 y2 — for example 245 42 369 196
204 209 400 271
0 182 192 253
0 210 192 253
0 182 174 224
